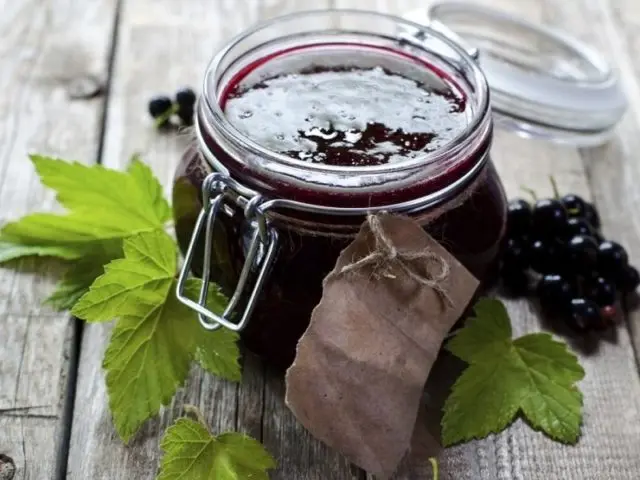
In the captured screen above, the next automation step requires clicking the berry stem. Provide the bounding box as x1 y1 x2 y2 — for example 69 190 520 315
549 175 560 200
183 404 208 428
154 103 179 128
520 186 538 202
429 457 439 480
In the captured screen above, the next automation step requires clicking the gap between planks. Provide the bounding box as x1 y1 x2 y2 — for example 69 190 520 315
55 1 126 478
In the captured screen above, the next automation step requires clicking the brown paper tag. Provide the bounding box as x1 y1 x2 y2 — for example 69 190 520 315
285 214 479 479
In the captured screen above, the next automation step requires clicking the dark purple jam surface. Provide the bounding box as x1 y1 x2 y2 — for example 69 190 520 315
224 66 469 167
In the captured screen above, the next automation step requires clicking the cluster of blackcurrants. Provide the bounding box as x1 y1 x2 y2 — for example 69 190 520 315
501 194 639 332
148 87 197 128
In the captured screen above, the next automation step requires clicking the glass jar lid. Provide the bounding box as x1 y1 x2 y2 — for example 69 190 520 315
403 2 627 147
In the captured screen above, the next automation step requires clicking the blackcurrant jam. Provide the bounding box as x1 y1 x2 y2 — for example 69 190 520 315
223 64 469 167
173 11 507 369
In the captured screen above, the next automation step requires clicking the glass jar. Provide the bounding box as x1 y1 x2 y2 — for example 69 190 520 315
173 10 506 369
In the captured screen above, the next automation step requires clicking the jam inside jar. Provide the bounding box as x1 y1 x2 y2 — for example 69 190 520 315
173 10 507 369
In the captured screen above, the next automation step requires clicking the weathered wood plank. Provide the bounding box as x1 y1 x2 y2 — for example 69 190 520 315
67 1 356 479
335 0 640 478
0 0 118 478
0 315 70 417
262 367 358 480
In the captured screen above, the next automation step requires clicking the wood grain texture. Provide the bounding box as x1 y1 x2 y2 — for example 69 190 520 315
66 1 356 479
0 0 117 478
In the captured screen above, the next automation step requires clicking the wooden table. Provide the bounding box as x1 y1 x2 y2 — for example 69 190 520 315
2 0 640 478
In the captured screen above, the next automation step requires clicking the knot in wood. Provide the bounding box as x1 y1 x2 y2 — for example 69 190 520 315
0 454 16 480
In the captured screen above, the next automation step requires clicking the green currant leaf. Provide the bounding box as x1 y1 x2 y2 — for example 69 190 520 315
195 329 242 383
102 289 195 442
45 242 124 311
30 154 170 225
127 154 171 224
72 230 240 442
0 240 83 263
158 417 276 480
183 279 242 382
0 154 239 443
442 298 585 446
445 298 512 363
0 155 170 262
46 259 109 310
71 230 177 322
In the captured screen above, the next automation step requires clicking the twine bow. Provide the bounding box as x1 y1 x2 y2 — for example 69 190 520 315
339 214 453 308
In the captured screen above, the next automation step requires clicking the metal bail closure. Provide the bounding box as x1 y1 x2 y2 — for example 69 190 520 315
176 172 279 332
403 1 628 147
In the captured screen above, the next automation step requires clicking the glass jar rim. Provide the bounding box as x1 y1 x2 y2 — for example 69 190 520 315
200 8 491 179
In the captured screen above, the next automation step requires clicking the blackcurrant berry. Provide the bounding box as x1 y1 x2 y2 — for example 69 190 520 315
561 194 587 218
501 267 530 297
507 199 532 237
531 198 568 237
568 298 601 332
564 217 596 240
566 235 599 272
584 276 617 306
537 274 574 314
617 265 640 293
584 203 601 230
600 305 617 328
148 95 173 118
597 241 629 276
177 105 194 126
502 237 529 270
529 238 561 274
176 87 197 108
601 305 616 319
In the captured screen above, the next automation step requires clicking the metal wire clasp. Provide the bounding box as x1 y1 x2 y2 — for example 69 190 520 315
175 173 279 332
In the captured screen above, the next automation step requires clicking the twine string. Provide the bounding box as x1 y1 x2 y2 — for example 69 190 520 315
338 214 453 307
